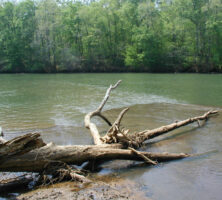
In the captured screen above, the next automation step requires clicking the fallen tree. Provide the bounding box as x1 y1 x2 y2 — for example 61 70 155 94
0 80 219 190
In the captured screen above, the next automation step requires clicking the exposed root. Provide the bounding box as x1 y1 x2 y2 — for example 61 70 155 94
37 161 91 186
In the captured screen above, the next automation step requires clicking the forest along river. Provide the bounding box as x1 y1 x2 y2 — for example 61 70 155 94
0 73 222 200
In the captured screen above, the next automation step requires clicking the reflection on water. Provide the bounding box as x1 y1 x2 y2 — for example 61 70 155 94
0 74 222 199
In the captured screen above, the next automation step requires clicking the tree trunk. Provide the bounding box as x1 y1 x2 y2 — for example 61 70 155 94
0 142 189 172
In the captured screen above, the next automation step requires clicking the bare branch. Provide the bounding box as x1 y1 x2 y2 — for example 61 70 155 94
84 80 122 145
132 110 219 144
97 80 122 112
107 107 129 134
97 113 112 126
114 107 129 128
128 147 157 165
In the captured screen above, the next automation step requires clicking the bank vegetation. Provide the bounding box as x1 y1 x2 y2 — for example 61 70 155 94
0 0 222 73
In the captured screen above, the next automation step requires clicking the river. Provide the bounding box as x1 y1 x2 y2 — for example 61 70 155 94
0 73 222 199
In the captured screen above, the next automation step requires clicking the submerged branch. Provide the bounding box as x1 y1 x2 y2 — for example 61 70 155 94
130 110 218 145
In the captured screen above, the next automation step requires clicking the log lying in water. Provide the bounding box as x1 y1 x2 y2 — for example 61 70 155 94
0 142 189 172
0 174 33 193
0 80 218 188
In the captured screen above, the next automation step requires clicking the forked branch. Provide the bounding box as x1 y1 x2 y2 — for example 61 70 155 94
84 81 218 149
101 107 129 144
84 80 122 145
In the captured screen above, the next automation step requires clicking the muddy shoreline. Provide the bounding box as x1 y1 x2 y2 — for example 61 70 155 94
0 175 149 200
12 175 149 200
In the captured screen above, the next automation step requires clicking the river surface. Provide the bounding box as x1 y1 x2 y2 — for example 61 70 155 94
0 73 222 199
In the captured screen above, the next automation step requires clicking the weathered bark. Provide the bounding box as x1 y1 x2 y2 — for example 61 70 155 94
0 133 45 161
0 142 189 172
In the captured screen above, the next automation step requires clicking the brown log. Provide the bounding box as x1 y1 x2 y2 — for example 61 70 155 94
0 141 189 172
0 133 46 161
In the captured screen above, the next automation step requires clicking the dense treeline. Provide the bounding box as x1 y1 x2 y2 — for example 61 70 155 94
0 0 221 73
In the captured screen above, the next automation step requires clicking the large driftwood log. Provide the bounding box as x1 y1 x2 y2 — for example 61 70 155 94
0 143 189 172
0 80 219 188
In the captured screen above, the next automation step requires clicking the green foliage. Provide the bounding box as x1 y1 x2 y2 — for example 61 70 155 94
0 0 36 72
0 0 221 72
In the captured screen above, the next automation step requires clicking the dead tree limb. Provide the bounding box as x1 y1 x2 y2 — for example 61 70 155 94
130 110 218 145
128 147 157 165
84 80 121 145
101 107 129 144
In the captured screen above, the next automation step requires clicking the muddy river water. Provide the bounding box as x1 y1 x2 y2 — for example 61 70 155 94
0 73 221 199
